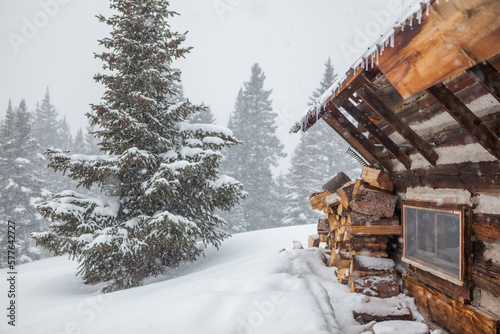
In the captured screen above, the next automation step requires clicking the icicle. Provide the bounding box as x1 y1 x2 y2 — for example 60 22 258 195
371 53 374 68
390 33 395 48
409 16 413 27
380 43 385 55
365 57 369 70
417 9 422 24
426 3 430 16
376 48 379 65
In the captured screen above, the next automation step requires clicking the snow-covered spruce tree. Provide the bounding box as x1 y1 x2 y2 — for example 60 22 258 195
282 58 360 226
34 0 244 292
223 64 285 232
188 105 216 124
0 100 46 266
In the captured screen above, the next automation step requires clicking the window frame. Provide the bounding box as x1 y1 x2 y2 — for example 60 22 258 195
402 200 467 285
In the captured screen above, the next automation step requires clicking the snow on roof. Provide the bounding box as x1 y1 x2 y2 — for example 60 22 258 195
290 0 435 134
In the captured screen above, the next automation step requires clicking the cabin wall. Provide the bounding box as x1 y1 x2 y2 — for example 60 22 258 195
387 72 500 332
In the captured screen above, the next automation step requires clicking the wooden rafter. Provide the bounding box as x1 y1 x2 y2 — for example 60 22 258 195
466 60 500 103
322 103 393 172
427 82 500 160
341 100 412 170
356 81 439 166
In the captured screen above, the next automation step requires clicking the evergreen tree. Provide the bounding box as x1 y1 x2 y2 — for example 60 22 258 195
73 127 86 153
34 0 244 292
58 115 73 150
33 88 60 150
282 58 360 226
84 117 100 154
223 64 285 232
0 100 46 266
188 105 216 124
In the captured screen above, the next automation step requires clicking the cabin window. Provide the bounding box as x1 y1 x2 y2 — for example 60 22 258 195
402 201 465 284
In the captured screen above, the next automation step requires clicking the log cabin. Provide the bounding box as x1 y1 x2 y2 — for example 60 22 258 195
291 0 500 332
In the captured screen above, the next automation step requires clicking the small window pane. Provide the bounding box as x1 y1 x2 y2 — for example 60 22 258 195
404 205 462 281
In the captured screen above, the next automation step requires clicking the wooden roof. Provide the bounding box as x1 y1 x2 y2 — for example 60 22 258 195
292 0 500 173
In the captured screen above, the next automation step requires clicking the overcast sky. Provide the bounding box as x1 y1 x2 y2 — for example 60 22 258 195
0 0 407 172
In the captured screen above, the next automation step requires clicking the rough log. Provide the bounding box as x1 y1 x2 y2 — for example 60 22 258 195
472 258 500 297
472 213 500 242
347 212 400 226
351 250 388 258
317 218 330 233
350 273 399 298
361 166 394 192
350 255 395 278
349 185 397 218
393 161 500 195
322 172 351 194
403 272 500 334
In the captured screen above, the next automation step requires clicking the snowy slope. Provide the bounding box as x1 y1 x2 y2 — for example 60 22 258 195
1 224 427 334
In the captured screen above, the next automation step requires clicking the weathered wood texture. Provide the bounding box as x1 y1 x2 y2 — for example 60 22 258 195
351 273 399 298
378 0 500 98
467 60 500 103
427 82 500 159
403 273 500 334
393 161 500 195
473 213 500 242
406 265 471 303
323 113 392 171
342 100 412 169
472 259 500 297
357 83 439 165
323 172 351 194
323 106 393 172
349 186 397 218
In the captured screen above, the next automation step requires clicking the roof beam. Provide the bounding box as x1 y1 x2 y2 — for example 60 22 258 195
356 80 439 166
341 99 412 170
322 103 393 172
466 60 500 103
427 82 500 160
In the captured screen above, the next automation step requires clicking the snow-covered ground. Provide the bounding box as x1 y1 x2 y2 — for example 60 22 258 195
1 224 432 334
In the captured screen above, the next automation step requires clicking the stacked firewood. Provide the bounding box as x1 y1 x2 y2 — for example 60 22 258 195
308 166 402 299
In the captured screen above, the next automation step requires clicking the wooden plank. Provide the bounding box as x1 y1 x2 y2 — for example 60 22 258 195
473 213 500 242
403 272 500 334
427 82 500 159
346 225 402 236
341 99 412 169
322 106 393 172
351 273 399 298
378 0 500 99
472 258 500 297
393 161 500 195
467 61 500 103
357 82 439 165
